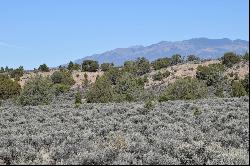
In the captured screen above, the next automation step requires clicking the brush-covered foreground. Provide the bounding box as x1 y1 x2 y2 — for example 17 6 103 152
0 97 249 165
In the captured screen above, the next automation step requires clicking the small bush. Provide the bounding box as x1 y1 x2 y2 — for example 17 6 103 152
187 55 200 62
101 63 114 71
38 64 50 72
0 74 21 100
104 67 122 85
9 66 24 81
159 77 208 101
85 75 114 103
83 73 89 87
68 61 81 71
242 52 249 61
221 52 241 68
18 76 54 106
215 85 224 98
151 58 170 70
82 60 99 72
153 72 164 81
144 100 156 110
143 75 149 83
136 75 148 86
171 54 183 65
123 61 137 75
51 70 75 86
122 57 150 76
196 63 225 86
153 71 170 81
0 67 4 73
163 70 171 78
193 107 202 116
52 84 70 96
114 73 143 102
229 72 234 78
75 92 82 105
134 57 151 76
231 80 247 97
234 73 240 80
241 74 249 94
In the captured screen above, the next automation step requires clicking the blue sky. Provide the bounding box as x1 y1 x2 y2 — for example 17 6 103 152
0 0 249 69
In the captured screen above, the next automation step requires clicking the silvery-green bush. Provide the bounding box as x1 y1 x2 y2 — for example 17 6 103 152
0 97 248 165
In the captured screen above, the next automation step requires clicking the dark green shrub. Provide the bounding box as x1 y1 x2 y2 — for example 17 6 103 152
153 72 164 81
86 71 145 103
163 70 171 78
0 67 4 73
114 73 143 102
229 72 234 78
51 71 64 84
3 66 13 73
231 80 247 97
171 54 183 65
123 61 137 74
187 55 200 61
73 63 81 71
52 83 70 96
215 85 224 98
134 57 151 76
188 67 194 71
136 75 148 86
101 63 114 71
144 100 156 110
143 75 149 83
151 58 170 70
242 52 249 61
159 77 208 101
9 66 24 81
153 70 170 81
75 92 82 104
67 61 74 70
0 74 21 100
83 73 89 87
241 74 249 94
68 61 81 71
51 70 75 86
234 73 240 80
18 76 54 106
104 67 122 85
196 63 225 86
82 60 99 72
221 52 241 68
123 58 151 76
38 64 50 72
85 75 114 103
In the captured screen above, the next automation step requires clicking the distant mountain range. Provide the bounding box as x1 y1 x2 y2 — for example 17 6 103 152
73 38 249 66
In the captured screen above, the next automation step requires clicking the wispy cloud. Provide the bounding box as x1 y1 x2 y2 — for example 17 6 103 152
0 41 23 48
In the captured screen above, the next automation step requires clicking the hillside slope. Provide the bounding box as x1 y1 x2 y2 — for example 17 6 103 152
19 60 249 89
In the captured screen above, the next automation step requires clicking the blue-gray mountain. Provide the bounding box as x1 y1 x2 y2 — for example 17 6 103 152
74 38 249 66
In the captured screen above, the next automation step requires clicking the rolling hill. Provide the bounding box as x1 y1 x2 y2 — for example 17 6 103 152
73 37 249 66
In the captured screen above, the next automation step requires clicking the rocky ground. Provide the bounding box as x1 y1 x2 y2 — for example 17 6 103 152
0 96 249 165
